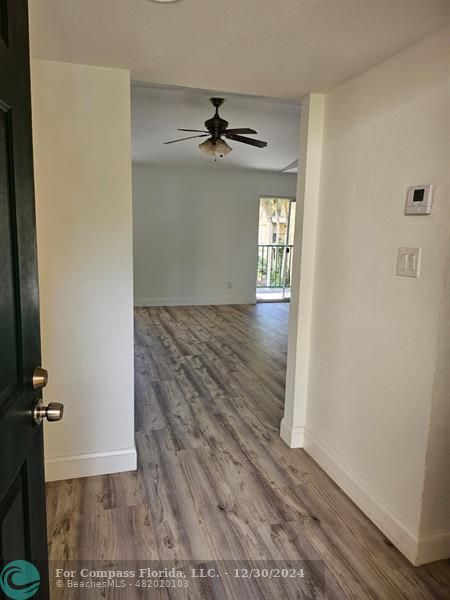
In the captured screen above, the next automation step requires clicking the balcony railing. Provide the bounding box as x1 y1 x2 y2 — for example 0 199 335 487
257 244 294 289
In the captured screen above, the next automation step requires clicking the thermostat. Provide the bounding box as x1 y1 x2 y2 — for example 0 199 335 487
405 185 433 215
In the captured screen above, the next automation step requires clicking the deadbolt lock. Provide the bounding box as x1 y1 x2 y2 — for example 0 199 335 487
32 367 48 390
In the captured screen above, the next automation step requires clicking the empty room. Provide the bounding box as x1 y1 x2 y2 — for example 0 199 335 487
0 1 449 599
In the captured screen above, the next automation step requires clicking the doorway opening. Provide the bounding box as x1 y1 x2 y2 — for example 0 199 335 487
256 196 296 302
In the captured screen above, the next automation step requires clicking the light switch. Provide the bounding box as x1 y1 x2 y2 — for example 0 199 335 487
396 247 421 278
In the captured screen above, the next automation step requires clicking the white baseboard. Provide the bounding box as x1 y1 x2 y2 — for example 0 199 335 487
415 531 450 566
280 418 305 448
302 428 450 565
134 297 256 307
45 446 137 482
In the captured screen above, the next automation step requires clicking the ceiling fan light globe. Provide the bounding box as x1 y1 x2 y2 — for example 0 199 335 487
215 139 232 156
198 138 232 158
198 139 216 156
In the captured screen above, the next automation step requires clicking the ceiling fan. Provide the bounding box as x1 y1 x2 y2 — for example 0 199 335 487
164 97 268 158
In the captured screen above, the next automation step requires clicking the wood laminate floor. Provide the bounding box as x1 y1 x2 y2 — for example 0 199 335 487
46 304 450 599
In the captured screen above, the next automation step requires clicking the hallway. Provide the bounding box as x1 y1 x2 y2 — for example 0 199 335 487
46 304 450 598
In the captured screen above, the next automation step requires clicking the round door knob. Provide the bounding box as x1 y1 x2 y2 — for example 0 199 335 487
34 401 64 425
45 402 64 421
32 367 48 390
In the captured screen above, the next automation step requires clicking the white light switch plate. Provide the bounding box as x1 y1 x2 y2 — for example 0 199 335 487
396 247 421 278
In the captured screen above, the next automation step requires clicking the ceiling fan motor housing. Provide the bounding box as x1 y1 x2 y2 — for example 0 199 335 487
205 97 228 139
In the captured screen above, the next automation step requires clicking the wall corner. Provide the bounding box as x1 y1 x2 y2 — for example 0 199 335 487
281 93 325 442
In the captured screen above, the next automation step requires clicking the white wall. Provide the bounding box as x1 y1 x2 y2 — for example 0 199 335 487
282 95 324 448
31 60 136 481
284 26 450 565
418 244 450 563
132 164 297 306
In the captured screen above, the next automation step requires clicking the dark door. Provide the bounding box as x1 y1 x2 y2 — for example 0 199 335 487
0 1 49 598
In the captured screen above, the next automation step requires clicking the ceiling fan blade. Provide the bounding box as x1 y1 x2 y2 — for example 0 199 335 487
164 134 209 144
225 134 267 148
177 128 208 133
224 128 257 135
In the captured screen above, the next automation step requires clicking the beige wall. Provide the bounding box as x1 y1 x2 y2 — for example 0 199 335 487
133 164 297 306
284 26 449 564
31 60 136 480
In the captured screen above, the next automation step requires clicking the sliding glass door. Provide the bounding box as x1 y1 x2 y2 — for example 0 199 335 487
256 197 296 301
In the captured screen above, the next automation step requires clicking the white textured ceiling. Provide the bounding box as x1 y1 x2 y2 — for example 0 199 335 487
131 84 300 171
28 0 449 100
